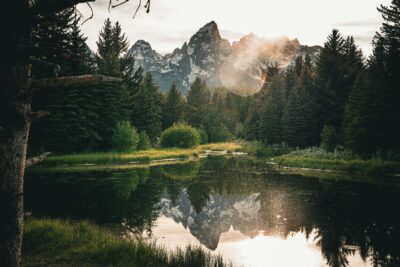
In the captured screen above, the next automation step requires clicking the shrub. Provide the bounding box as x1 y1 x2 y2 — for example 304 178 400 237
111 121 139 152
160 124 200 148
137 131 151 150
320 125 337 152
255 143 292 158
198 128 208 144
208 124 234 143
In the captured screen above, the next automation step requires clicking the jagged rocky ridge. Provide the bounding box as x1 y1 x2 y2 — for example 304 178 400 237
128 21 321 95
156 189 261 250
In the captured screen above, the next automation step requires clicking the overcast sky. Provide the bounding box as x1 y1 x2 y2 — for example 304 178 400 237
78 0 391 55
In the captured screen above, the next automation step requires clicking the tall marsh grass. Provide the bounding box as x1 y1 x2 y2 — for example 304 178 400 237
23 219 232 267
39 143 243 167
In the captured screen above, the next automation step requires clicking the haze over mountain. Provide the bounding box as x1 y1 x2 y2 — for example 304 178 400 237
128 21 321 94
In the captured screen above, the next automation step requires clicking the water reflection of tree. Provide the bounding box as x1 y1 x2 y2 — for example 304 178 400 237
26 157 400 267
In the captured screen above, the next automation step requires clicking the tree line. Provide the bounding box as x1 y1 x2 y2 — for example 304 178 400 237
245 1 400 157
30 0 400 159
29 14 249 153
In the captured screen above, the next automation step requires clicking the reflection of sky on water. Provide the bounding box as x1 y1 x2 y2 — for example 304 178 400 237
147 216 371 267
26 157 400 267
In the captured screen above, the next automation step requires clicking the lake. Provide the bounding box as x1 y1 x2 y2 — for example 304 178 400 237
25 156 400 267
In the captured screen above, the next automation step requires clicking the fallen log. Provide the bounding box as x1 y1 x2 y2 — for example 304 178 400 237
31 75 123 90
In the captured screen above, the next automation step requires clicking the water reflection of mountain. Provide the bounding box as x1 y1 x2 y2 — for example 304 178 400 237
158 157 400 267
157 190 261 249
25 156 400 267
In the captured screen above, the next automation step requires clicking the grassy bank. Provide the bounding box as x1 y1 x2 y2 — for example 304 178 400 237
38 142 243 167
270 147 400 175
23 219 231 267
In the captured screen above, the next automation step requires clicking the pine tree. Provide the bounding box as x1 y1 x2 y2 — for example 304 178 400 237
67 12 94 75
376 0 400 151
132 73 163 142
186 77 211 127
342 71 375 155
96 19 129 77
315 29 346 132
343 1 400 154
163 82 185 129
283 55 319 147
31 8 75 77
259 78 283 145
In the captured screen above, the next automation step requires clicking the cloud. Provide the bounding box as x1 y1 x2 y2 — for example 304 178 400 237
220 29 246 41
335 18 381 28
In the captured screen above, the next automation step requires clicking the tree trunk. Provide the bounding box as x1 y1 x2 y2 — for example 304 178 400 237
0 1 31 266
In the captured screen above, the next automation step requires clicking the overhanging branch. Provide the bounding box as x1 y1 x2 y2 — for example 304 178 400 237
30 0 95 17
25 152 52 168
32 75 123 90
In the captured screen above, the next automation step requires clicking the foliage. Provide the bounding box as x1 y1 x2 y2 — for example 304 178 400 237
186 77 211 127
137 131 151 150
207 124 234 143
37 143 243 167
112 122 139 152
163 82 185 129
30 83 130 153
198 128 208 144
320 125 337 152
132 73 163 143
96 19 129 77
31 8 93 78
22 219 231 267
160 124 200 148
255 144 293 158
273 148 400 174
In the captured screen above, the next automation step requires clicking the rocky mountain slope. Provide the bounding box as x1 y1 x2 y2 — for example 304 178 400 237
128 21 320 95
157 189 261 250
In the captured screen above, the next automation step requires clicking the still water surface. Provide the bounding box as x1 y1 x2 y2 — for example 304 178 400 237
25 156 400 267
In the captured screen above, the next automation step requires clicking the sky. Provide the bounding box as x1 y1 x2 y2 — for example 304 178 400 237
78 0 391 55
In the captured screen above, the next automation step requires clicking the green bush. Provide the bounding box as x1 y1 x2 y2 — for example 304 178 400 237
256 144 292 158
137 131 151 150
198 128 208 144
208 124 234 142
160 124 200 148
111 121 139 152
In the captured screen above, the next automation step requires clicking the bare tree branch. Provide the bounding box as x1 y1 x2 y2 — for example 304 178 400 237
25 152 52 168
144 0 150 13
81 2 94 24
29 111 50 122
133 0 142 19
32 75 123 90
112 0 129 9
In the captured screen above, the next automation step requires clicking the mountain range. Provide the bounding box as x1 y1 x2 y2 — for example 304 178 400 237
128 21 321 95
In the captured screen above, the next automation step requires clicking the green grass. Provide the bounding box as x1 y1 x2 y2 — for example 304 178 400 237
271 147 400 175
22 219 232 267
38 143 244 167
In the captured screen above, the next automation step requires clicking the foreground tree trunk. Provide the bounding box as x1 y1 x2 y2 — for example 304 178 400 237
0 1 31 266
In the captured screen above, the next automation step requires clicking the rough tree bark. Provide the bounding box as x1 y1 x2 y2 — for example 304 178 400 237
0 1 31 266
0 1 149 266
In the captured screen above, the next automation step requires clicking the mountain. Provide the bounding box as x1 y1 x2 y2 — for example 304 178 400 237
128 21 320 95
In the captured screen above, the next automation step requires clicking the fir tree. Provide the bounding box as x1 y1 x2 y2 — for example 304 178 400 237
96 19 129 77
259 77 283 145
186 77 211 127
67 12 94 75
163 82 185 129
315 29 347 132
132 73 163 142
31 8 75 77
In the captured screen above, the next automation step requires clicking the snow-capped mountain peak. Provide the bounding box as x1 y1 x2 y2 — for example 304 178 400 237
128 21 320 95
